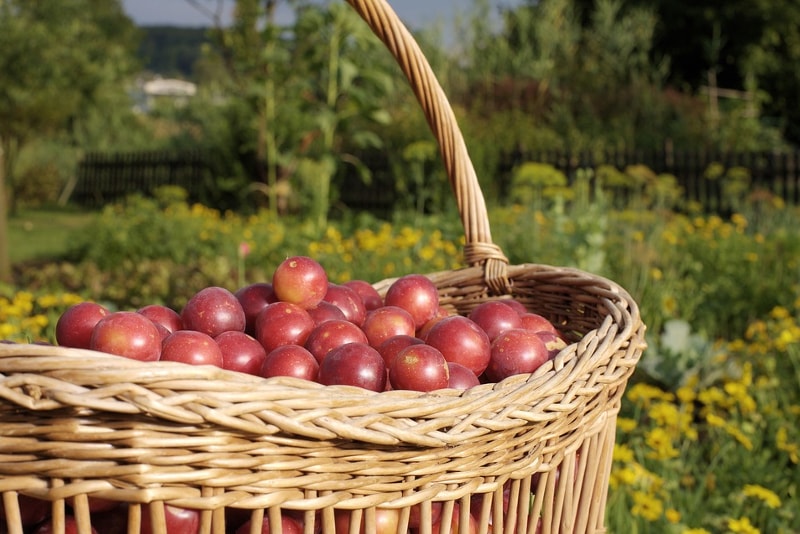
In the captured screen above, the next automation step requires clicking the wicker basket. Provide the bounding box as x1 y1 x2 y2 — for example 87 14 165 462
0 1 646 533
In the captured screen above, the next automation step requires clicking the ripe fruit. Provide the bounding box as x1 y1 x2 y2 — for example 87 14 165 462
468 301 522 341
376 334 425 367
137 304 182 334
308 301 347 325
272 256 328 309
342 279 383 310
56 301 109 349
160 330 223 367
384 274 440 329
181 286 246 337
447 362 481 390
485 328 549 382
502 299 529 316
304 319 369 363
361 306 416 347
324 283 367 326
536 331 568 360
389 344 449 392
255 302 315 352
519 313 558 335
317 342 386 392
235 282 277 335
425 316 491 376
215 330 267 375
261 345 319 381
90 311 162 361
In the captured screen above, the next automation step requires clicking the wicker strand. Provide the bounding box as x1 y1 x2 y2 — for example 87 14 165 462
343 0 507 285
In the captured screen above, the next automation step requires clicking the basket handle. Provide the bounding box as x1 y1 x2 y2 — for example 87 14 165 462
345 0 510 294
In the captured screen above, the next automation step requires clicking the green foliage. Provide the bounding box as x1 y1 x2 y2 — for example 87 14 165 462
509 162 571 208
8 176 800 531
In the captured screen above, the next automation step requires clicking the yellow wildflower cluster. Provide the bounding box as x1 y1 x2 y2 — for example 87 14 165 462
307 223 463 282
610 298 800 532
0 291 85 342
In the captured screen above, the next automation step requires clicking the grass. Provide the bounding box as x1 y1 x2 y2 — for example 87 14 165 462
8 207 95 264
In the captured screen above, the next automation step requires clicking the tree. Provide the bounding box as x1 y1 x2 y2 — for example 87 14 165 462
624 0 800 145
187 0 398 227
0 0 139 282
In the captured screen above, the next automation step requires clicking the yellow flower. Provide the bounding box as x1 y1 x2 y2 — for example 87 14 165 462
617 417 637 433
730 212 748 231
613 443 635 463
769 306 790 320
645 428 679 459
676 384 697 405
627 383 674 407
698 386 726 407
727 516 760 534
682 529 712 534
706 413 726 428
648 401 680 428
665 508 681 524
724 424 753 451
776 427 799 464
630 490 663 521
742 484 781 509
650 267 663 281
609 466 637 489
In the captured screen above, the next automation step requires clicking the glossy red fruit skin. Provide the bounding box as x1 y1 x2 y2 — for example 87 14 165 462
235 282 277 335
389 344 449 392
255 302 315 352
485 328 549 382
447 362 481 390
502 299 529 316
304 319 369 363
376 334 425 367
56 301 110 349
137 304 183 334
90 311 162 361
272 256 329 309
425 316 492 376
342 279 383 310
215 330 267 375
536 330 568 360
361 306 416 348
519 312 559 335
384 274 440 329
160 330 224 367
308 301 347 325
317 342 387 392
324 283 367 326
468 300 523 341
261 345 319 381
181 286 246 337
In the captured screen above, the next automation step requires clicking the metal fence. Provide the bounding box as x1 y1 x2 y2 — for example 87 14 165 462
75 148 800 213
74 150 210 207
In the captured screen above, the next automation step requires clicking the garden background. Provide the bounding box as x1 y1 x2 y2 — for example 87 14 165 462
2 1 800 533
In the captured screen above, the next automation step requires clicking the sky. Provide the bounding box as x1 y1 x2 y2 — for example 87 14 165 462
121 0 524 35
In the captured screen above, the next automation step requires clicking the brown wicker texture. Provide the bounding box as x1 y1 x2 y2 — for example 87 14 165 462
0 1 646 533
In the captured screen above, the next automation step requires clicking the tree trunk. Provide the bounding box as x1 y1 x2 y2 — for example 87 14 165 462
0 138 12 283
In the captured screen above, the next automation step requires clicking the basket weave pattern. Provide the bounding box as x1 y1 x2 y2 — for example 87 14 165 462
0 2 646 533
